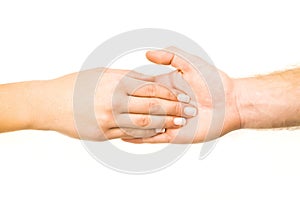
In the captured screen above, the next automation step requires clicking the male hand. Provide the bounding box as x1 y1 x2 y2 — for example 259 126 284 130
123 47 242 143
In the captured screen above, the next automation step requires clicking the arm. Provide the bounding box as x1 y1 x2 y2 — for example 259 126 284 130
0 68 196 140
0 81 40 133
236 68 300 129
124 48 300 144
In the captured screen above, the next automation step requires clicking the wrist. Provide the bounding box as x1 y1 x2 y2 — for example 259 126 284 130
222 77 243 133
234 78 248 129
234 77 266 129
27 80 54 130
30 75 77 136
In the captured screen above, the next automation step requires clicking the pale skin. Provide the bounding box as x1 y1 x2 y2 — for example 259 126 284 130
0 67 197 140
0 48 299 143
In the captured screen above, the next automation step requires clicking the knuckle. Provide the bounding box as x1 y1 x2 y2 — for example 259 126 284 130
99 113 111 124
174 102 183 116
165 117 175 128
145 84 156 96
148 100 163 114
136 115 151 127
97 112 114 127
148 99 158 110
167 90 176 100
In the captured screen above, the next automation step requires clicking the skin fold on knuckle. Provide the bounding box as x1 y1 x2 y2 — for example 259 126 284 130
135 115 151 127
166 88 176 100
145 84 156 97
148 100 163 114
163 117 176 129
174 102 183 116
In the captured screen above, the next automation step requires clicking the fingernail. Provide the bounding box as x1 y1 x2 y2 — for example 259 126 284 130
155 128 166 133
184 107 197 116
173 117 186 126
177 94 190 103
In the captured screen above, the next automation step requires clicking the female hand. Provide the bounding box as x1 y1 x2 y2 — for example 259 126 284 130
31 67 197 141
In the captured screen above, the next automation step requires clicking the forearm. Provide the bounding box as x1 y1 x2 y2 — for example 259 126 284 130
0 77 76 135
235 68 300 129
0 81 40 133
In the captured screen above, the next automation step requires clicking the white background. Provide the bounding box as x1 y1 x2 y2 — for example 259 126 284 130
0 0 300 199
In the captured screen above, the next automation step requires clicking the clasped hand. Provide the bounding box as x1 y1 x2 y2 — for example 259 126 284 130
29 48 240 144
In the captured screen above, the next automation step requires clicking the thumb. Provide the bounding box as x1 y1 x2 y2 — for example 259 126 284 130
146 47 196 73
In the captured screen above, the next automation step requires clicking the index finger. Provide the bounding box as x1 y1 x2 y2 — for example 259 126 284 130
124 77 190 103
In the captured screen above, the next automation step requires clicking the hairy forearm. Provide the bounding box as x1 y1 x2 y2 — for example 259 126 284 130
235 68 300 129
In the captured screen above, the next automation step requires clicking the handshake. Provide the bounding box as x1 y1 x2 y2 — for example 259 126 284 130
44 47 241 144
3 47 297 144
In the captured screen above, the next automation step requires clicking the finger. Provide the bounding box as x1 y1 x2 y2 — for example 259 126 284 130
146 49 189 73
131 84 191 103
146 47 198 73
125 96 197 118
122 131 174 143
104 128 129 140
122 127 197 144
125 70 156 82
115 114 187 129
124 78 191 103
108 128 165 139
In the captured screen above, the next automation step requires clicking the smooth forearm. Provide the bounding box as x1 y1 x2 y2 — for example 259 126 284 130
235 68 300 129
0 81 40 132
0 78 75 135
30 75 76 136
